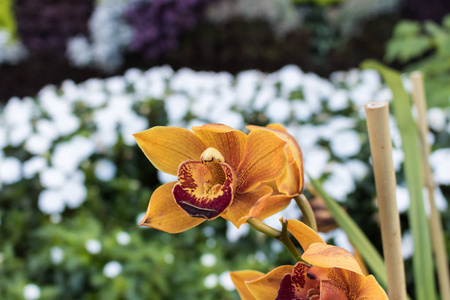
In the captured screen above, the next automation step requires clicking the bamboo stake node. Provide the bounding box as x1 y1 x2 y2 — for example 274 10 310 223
365 101 407 300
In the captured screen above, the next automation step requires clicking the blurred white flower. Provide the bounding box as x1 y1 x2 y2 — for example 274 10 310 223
38 189 65 214
35 119 58 141
329 130 361 159
427 107 446 132
103 261 123 278
392 148 404 172
40 168 65 189
323 164 355 202
213 111 244 130
277 65 303 96
396 185 410 213
164 253 174 264
165 94 190 123
95 159 117 181
23 284 41 300
105 76 127 94
85 239 102 254
67 0 133 72
255 251 268 263
116 231 131 245
291 100 312 121
51 136 96 173
254 83 276 110
0 156 22 184
430 148 450 185
50 246 64 264
344 160 368 181
8 123 33 147
0 127 7 149
200 253 217 267
25 134 52 155
328 90 348 111
265 98 291 123
61 180 87 209
235 70 262 108
303 147 330 179
204 274 218 289
401 230 413 259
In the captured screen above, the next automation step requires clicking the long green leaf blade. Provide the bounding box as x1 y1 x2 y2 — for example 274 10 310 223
361 60 436 300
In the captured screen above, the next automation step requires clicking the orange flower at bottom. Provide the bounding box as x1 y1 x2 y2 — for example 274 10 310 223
230 220 388 300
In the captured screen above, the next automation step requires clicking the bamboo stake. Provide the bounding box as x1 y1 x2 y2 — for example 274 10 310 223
365 101 407 300
410 71 450 300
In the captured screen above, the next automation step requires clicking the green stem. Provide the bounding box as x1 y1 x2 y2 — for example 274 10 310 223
294 194 318 232
246 218 305 263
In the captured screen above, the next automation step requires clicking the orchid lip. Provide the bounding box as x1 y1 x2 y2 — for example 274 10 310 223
177 201 220 220
173 155 236 220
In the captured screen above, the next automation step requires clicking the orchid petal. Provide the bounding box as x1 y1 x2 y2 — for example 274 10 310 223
139 182 205 233
192 124 248 170
237 129 289 193
230 270 264 300
247 194 292 222
134 127 206 175
303 243 364 276
245 265 294 300
358 275 388 299
225 185 273 228
286 219 325 251
248 124 304 194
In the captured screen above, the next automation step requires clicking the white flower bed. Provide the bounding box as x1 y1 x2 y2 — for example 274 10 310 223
1 65 449 256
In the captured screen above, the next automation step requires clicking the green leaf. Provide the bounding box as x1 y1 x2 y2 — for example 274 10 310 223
308 176 388 290
361 60 437 300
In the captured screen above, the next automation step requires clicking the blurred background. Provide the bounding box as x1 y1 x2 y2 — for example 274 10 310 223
0 0 450 299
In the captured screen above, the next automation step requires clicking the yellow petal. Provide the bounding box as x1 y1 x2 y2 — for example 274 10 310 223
358 275 388 299
247 194 292 222
225 185 273 227
248 124 304 194
245 265 294 300
237 129 289 193
134 127 206 175
192 124 248 171
230 270 264 300
275 163 301 196
302 243 364 276
139 182 205 233
286 219 325 251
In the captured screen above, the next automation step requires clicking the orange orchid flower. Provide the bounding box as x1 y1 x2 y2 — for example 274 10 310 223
133 124 300 233
230 219 388 300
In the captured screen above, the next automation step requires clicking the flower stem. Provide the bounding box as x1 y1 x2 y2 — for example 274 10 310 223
246 218 305 263
294 194 318 232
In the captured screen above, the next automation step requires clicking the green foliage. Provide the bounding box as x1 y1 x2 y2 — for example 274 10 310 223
0 0 17 40
385 15 450 107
